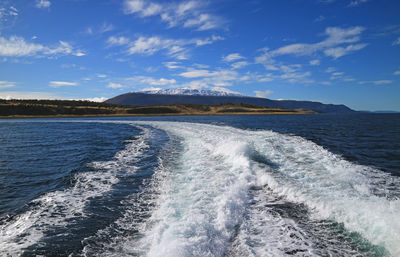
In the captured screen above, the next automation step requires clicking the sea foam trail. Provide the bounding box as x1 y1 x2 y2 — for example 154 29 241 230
0 126 151 256
129 121 400 257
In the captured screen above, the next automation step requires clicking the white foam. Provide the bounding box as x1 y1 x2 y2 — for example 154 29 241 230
125 121 400 256
3 120 399 256
0 126 151 255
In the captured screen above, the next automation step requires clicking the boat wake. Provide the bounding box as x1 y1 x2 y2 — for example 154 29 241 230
1 121 399 256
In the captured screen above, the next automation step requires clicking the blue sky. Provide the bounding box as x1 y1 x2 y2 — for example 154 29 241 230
0 0 399 111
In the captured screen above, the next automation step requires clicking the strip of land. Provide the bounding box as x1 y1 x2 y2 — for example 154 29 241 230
0 99 315 118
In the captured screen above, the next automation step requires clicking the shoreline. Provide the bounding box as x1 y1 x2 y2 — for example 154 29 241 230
0 111 314 119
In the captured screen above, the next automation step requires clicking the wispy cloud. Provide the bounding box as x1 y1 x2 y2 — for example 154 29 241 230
394 70 400 75
178 68 239 87
195 35 224 46
359 80 392 85
107 34 222 60
309 59 320 66
0 5 18 17
35 0 51 9
85 22 114 35
0 5 19 30
348 0 368 7
84 97 108 102
324 43 367 59
97 74 107 78
0 91 60 100
223 53 245 62
0 36 85 57
123 0 223 31
49 81 77 88
126 76 177 86
179 69 213 78
107 36 130 46
107 82 123 89
255 26 367 76
231 61 249 69
127 36 189 59
163 61 183 69
314 15 326 22
393 37 400 46
0 81 16 89
254 90 272 98
273 26 366 57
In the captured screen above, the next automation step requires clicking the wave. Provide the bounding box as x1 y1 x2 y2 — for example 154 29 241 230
0 126 151 256
116 121 399 257
2 121 399 256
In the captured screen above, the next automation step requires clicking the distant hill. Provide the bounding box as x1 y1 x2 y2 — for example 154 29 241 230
0 100 313 117
105 92 355 113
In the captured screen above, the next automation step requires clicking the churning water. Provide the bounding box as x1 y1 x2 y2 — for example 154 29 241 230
0 114 399 256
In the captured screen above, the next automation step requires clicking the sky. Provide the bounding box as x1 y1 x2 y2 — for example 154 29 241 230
0 0 400 111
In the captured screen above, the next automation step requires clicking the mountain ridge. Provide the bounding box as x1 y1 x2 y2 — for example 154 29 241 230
105 91 355 113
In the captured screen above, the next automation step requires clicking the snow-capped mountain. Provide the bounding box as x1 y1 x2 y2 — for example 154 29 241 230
140 88 243 97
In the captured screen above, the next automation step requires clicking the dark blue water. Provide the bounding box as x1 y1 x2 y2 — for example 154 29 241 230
0 114 399 256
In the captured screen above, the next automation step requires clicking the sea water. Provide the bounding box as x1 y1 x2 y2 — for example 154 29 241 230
0 114 399 256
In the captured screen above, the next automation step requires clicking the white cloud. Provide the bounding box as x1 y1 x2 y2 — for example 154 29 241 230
140 77 177 86
256 75 274 82
320 81 332 85
325 67 336 73
0 81 16 89
256 26 366 62
107 82 123 89
177 68 239 88
164 61 182 69
254 90 273 98
394 70 400 75
359 80 392 85
84 97 108 102
179 69 213 78
195 35 224 46
330 71 345 80
281 71 312 83
0 91 60 100
123 0 223 31
223 53 245 62
49 81 77 88
97 74 107 78
128 36 165 55
86 23 114 35
35 0 51 9
324 43 367 59
108 34 222 60
0 6 18 28
107 36 130 46
314 15 325 22
393 37 400 46
348 0 368 7
0 36 84 58
125 76 177 87
309 59 320 66
183 13 220 31
231 61 249 69
75 52 86 57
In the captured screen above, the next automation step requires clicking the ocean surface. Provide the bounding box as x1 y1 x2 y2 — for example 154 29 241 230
0 114 399 257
